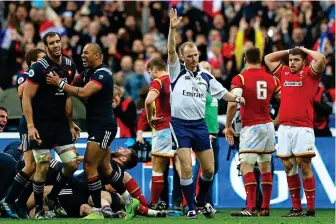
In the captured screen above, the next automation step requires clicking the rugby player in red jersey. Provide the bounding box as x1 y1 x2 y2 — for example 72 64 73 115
264 46 326 217
225 47 281 217
144 58 181 210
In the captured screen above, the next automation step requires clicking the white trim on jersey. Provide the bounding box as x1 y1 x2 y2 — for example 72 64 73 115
95 68 112 75
59 188 73 195
64 57 71 66
38 58 49 68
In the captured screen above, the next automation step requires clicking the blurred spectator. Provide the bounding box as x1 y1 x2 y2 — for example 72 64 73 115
0 0 333 126
113 85 137 138
124 59 148 102
119 55 134 77
314 82 333 137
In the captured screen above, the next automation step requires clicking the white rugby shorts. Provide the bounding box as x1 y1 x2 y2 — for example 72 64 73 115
151 128 175 157
277 125 315 158
239 122 276 153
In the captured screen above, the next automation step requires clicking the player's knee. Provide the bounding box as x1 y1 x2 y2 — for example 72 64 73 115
33 149 51 164
181 166 192 178
201 166 214 178
285 157 298 176
80 204 92 217
84 160 97 173
239 162 254 175
59 150 78 165
297 160 312 178
23 162 36 176
101 191 112 204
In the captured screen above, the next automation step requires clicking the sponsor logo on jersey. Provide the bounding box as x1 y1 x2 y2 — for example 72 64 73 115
283 81 302 87
182 86 205 98
185 76 191 80
182 90 205 98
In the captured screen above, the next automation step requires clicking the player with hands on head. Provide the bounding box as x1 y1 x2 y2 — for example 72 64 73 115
264 46 326 217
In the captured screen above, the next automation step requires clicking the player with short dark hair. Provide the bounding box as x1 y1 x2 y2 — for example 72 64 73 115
21 32 79 219
225 47 281 217
0 48 47 219
46 43 140 220
264 46 326 217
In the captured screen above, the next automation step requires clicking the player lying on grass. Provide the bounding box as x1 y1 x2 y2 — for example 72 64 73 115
25 171 167 219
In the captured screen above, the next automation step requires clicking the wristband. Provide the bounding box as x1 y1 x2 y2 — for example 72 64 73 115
234 96 240 103
286 49 290 54
58 79 66 90
27 123 34 128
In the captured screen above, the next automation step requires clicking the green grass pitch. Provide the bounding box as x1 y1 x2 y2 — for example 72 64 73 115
0 209 334 224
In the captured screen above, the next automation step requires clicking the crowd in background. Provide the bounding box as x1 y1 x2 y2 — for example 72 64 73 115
0 0 334 133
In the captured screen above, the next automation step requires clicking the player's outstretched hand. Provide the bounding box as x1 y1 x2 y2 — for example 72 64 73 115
46 72 61 86
224 127 238 146
169 8 182 29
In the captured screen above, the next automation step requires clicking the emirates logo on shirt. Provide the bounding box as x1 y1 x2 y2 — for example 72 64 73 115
283 81 302 87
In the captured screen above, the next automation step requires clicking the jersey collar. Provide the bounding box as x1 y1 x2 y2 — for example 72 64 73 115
92 63 105 72
45 55 66 67
183 63 201 77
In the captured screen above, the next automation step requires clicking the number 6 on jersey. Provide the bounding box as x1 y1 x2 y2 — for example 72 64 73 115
257 81 267 100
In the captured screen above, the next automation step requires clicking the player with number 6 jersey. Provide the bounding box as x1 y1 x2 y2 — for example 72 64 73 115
225 47 281 217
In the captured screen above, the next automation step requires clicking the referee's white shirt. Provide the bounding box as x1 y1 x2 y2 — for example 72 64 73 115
168 59 228 121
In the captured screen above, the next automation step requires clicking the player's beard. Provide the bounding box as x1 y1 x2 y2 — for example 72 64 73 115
50 46 62 60
290 65 303 73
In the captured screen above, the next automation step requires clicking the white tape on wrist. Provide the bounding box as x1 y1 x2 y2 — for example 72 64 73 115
58 80 65 90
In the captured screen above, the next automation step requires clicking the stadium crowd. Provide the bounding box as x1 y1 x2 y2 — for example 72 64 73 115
0 0 334 220
0 1 334 118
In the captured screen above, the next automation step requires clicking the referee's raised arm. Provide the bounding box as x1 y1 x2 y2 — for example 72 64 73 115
167 8 182 65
